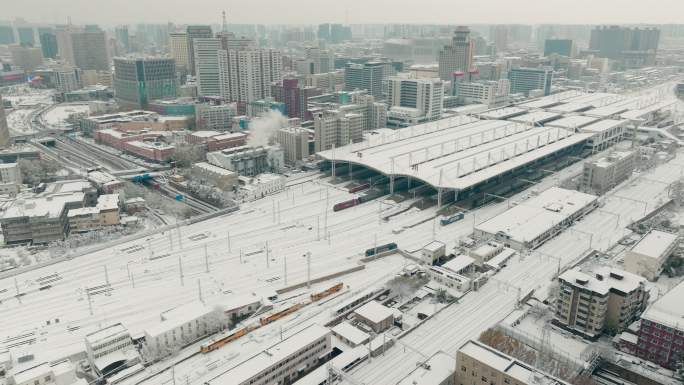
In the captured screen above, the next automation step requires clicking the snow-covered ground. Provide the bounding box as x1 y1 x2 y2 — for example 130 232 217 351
41 104 91 130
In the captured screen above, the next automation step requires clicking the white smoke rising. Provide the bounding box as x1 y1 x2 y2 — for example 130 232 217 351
247 110 287 147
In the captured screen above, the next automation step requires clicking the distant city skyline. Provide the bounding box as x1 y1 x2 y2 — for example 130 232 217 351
3 0 684 26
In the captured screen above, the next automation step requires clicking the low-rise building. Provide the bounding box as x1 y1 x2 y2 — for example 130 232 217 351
455 340 571 385
67 194 120 233
8 360 80 385
238 173 285 200
420 241 446 265
207 324 331 385
0 193 85 244
123 140 175 162
191 162 237 191
84 323 137 377
474 187 599 251
624 229 678 281
468 242 504 267
555 267 648 338
206 132 247 152
86 171 124 194
580 151 635 195
0 163 22 184
207 145 284 176
427 265 472 292
331 322 370 348
353 300 394 333
195 103 238 131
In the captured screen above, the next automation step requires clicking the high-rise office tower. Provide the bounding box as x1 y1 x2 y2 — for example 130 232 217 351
194 38 222 97
0 26 15 45
0 94 10 148
218 48 283 103
589 26 660 68
438 26 474 81
169 32 189 70
9 45 43 72
314 110 363 152
39 31 58 59
489 25 509 52
186 25 213 75
17 26 35 47
304 47 335 74
271 78 322 121
115 25 130 53
70 27 109 70
544 39 574 57
113 57 178 109
387 77 445 123
344 62 389 99
508 67 553 96
55 25 75 65
217 31 255 51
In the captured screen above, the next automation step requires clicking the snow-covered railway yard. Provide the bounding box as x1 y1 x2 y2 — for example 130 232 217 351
2 140 684 385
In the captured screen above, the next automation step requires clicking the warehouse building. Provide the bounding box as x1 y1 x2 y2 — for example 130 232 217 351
474 187 599 251
353 301 395 333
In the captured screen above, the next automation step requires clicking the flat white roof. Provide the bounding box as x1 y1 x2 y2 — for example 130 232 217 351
1 192 85 219
559 267 645 296
193 162 237 176
478 106 527 120
85 323 129 345
515 91 582 110
630 230 678 260
545 115 599 129
146 301 213 338
318 117 593 191
396 351 455 385
584 105 630 118
422 240 445 253
190 130 221 138
442 254 475 274
292 345 367 385
620 100 675 120
459 340 511 371
475 187 597 244
354 301 394 324
508 111 562 125
642 280 684 329
208 324 330 385
332 322 370 346
96 194 119 211
579 119 629 134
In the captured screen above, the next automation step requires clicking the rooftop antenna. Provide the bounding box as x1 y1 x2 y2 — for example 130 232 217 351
222 10 228 33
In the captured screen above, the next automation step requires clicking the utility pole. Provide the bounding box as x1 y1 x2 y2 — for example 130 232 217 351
265 241 270 268
227 231 231 252
198 279 203 303
239 248 243 264
204 244 209 273
306 252 311 288
178 256 184 286
147 238 153 259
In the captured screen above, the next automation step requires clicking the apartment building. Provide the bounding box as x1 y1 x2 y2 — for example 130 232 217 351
208 324 331 385
276 126 310 164
555 267 648 338
191 162 237 191
580 151 636 195
313 110 363 152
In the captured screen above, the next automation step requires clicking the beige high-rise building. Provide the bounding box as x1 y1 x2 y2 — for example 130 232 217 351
276 126 309 164
438 26 474 81
313 110 363 152
0 94 9 148
218 48 282 103
169 32 189 70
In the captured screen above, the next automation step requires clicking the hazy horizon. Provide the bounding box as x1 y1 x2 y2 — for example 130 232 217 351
4 0 684 26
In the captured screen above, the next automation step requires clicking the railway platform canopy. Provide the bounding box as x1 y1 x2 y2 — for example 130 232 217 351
317 116 592 192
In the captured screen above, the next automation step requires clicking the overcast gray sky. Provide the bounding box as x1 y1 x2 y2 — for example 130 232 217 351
4 0 684 26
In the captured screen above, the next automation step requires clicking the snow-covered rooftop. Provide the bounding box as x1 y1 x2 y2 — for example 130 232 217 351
559 267 645 296
318 117 593 191
396 350 455 385
332 322 370 346
475 187 598 244
208 324 330 385
545 115 599 130
508 111 561 125
578 119 630 134
642 280 684 329
629 230 678 260
1 192 85 219
354 300 394 324
478 106 527 120
442 254 475 274
85 323 129 345
193 162 236 176
422 240 445 253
